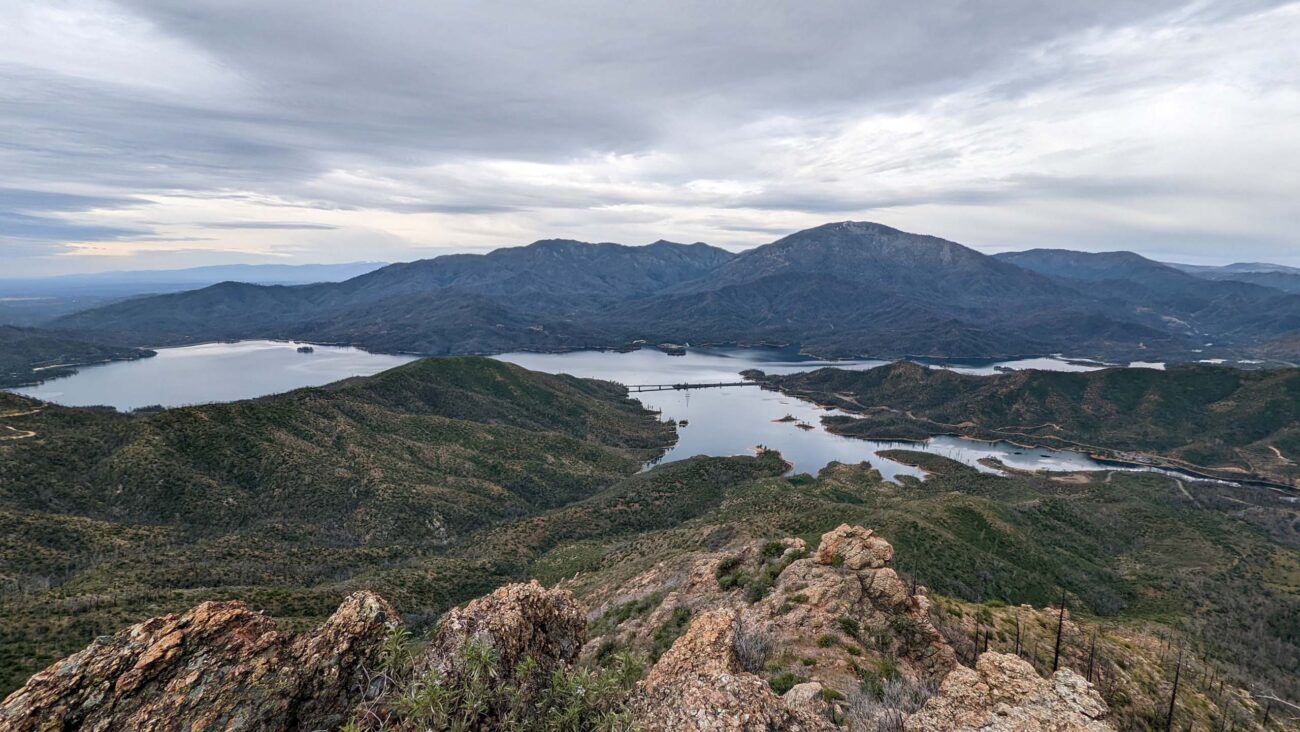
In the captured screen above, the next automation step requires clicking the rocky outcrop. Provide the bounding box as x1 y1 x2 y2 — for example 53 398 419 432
814 524 894 569
1 529 1121 732
748 524 956 686
634 607 836 731
0 591 399 732
418 579 585 686
904 652 1113 731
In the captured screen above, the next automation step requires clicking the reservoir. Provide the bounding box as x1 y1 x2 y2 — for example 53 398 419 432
8 340 1155 480
9 340 417 411
496 347 1129 479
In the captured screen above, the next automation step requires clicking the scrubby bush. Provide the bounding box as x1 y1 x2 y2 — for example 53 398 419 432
768 671 803 696
356 635 644 732
845 676 937 732
732 621 773 674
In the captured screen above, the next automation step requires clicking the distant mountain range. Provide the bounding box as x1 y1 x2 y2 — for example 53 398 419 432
0 262 387 298
0 262 389 327
1165 261 1300 295
46 222 1300 362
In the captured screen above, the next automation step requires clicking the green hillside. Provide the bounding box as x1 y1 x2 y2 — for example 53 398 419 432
0 357 672 689
0 325 153 388
757 362 1300 485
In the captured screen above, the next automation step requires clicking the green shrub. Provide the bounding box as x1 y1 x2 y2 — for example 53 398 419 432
716 555 743 576
768 671 803 696
837 617 860 639
718 572 750 591
650 607 692 662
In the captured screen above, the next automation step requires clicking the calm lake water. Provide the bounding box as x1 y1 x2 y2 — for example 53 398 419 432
496 347 1131 480
11 340 417 411
9 340 1155 481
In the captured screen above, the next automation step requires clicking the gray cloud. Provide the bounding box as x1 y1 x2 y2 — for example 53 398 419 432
0 0 1296 274
199 222 339 230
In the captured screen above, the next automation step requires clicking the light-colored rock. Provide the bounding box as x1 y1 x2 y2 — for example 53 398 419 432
814 524 894 570
635 608 836 731
418 579 585 687
0 591 399 732
904 652 1113 731
782 682 833 722
752 530 956 685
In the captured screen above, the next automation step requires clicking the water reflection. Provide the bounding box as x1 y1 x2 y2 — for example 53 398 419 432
11 340 418 412
495 347 1129 480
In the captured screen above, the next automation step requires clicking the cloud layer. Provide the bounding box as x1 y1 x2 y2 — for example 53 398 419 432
2 0 1297 274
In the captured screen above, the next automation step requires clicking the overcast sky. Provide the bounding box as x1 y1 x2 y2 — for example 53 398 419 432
2 0 1298 275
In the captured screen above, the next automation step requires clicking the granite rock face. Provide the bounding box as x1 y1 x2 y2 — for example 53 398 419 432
634 607 836 731
904 652 1114 732
417 579 586 687
0 591 399 732
813 524 895 570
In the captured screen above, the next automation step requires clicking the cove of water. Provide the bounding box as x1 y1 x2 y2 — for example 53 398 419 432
495 347 1133 481
10 340 418 412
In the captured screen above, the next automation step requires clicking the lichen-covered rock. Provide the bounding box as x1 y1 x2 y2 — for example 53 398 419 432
418 579 585 686
0 591 399 732
782 682 833 722
814 524 893 570
752 528 955 685
634 608 836 731
904 652 1113 731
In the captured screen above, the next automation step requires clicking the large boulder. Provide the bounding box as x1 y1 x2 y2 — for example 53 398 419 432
417 579 586 686
634 607 836 731
905 652 1113 731
814 524 894 570
0 591 399 732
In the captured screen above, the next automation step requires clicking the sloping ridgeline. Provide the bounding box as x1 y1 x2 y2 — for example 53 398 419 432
0 357 673 690
757 361 1300 485
0 325 153 388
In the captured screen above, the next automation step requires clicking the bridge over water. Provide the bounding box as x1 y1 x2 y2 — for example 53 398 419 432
625 381 760 393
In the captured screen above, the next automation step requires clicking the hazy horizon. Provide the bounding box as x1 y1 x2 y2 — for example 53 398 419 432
3 223 1297 281
3 1 1298 276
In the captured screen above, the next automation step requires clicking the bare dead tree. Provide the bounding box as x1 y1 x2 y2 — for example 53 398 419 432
1165 648 1183 732
1086 630 1097 683
1052 589 1067 673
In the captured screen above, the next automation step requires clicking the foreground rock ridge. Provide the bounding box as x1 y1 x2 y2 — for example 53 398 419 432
0 591 399 732
904 653 1111 732
1 526 1116 731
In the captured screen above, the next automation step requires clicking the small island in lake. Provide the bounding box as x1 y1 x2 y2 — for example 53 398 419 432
296 345 315 354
